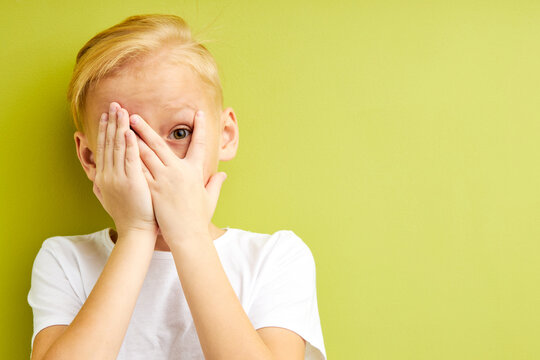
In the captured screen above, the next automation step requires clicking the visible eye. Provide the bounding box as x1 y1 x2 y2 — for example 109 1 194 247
170 128 191 140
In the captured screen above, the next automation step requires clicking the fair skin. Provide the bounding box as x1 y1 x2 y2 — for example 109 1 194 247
31 51 306 360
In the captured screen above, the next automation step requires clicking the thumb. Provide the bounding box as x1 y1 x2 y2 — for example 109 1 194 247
92 182 103 203
206 172 227 213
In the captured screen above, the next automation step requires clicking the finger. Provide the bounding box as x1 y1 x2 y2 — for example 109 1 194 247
95 112 108 173
114 108 129 176
185 110 206 166
129 114 176 166
105 102 120 172
124 129 142 177
140 157 155 183
205 172 227 217
136 134 162 179
92 182 103 203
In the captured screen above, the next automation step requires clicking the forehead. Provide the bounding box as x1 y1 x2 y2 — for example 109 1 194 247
85 59 207 118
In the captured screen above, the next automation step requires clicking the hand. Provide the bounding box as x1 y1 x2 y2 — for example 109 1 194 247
128 110 227 245
92 102 159 238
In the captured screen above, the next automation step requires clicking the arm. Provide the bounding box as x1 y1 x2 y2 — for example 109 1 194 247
39 230 155 360
34 102 159 359
170 236 306 359
170 235 275 360
129 110 306 359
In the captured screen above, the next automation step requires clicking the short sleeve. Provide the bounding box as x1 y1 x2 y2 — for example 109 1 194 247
248 231 327 360
27 241 83 349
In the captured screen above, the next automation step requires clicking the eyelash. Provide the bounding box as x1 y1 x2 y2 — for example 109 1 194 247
170 128 192 140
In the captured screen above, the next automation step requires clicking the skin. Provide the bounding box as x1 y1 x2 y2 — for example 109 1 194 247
33 50 306 359
75 51 239 250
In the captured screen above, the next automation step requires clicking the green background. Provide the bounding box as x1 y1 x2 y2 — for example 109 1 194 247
1 0 539 358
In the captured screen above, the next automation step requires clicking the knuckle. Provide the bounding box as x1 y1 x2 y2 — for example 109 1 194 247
194 139 206 147
147 139 158 150
103 173 115 183
111 176 122 187
126 154 137 164
114 138 123 151
100 173 109 184
157 141 167 151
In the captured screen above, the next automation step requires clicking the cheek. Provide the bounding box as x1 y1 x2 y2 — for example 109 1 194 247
168 143 190 159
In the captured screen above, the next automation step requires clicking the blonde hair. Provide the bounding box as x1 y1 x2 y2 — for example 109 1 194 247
67 14 223 134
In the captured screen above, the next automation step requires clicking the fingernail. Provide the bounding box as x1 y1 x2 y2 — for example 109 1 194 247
100 113 107 122
109 102 117 114
130 115 138 124
117 109 123 119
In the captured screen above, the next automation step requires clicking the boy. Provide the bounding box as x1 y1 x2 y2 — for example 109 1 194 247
28 14 326 360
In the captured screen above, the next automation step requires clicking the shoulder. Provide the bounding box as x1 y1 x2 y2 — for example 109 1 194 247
273 229 312 255
226 227 310 250
223 228 315 269
33 228 111 267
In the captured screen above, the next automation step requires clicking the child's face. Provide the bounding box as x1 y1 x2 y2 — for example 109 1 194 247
79 55 237 185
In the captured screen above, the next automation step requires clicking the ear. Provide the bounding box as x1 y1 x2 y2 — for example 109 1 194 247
74 131 97 182
218 107 239 161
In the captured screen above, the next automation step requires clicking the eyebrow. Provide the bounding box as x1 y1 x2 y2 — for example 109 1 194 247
159 106 195 134
162 103 195 111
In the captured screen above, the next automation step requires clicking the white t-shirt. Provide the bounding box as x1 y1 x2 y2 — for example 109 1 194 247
27 226 327 359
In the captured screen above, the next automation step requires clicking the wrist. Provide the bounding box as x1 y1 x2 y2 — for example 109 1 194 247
165 229 212 249
115 226 158 243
